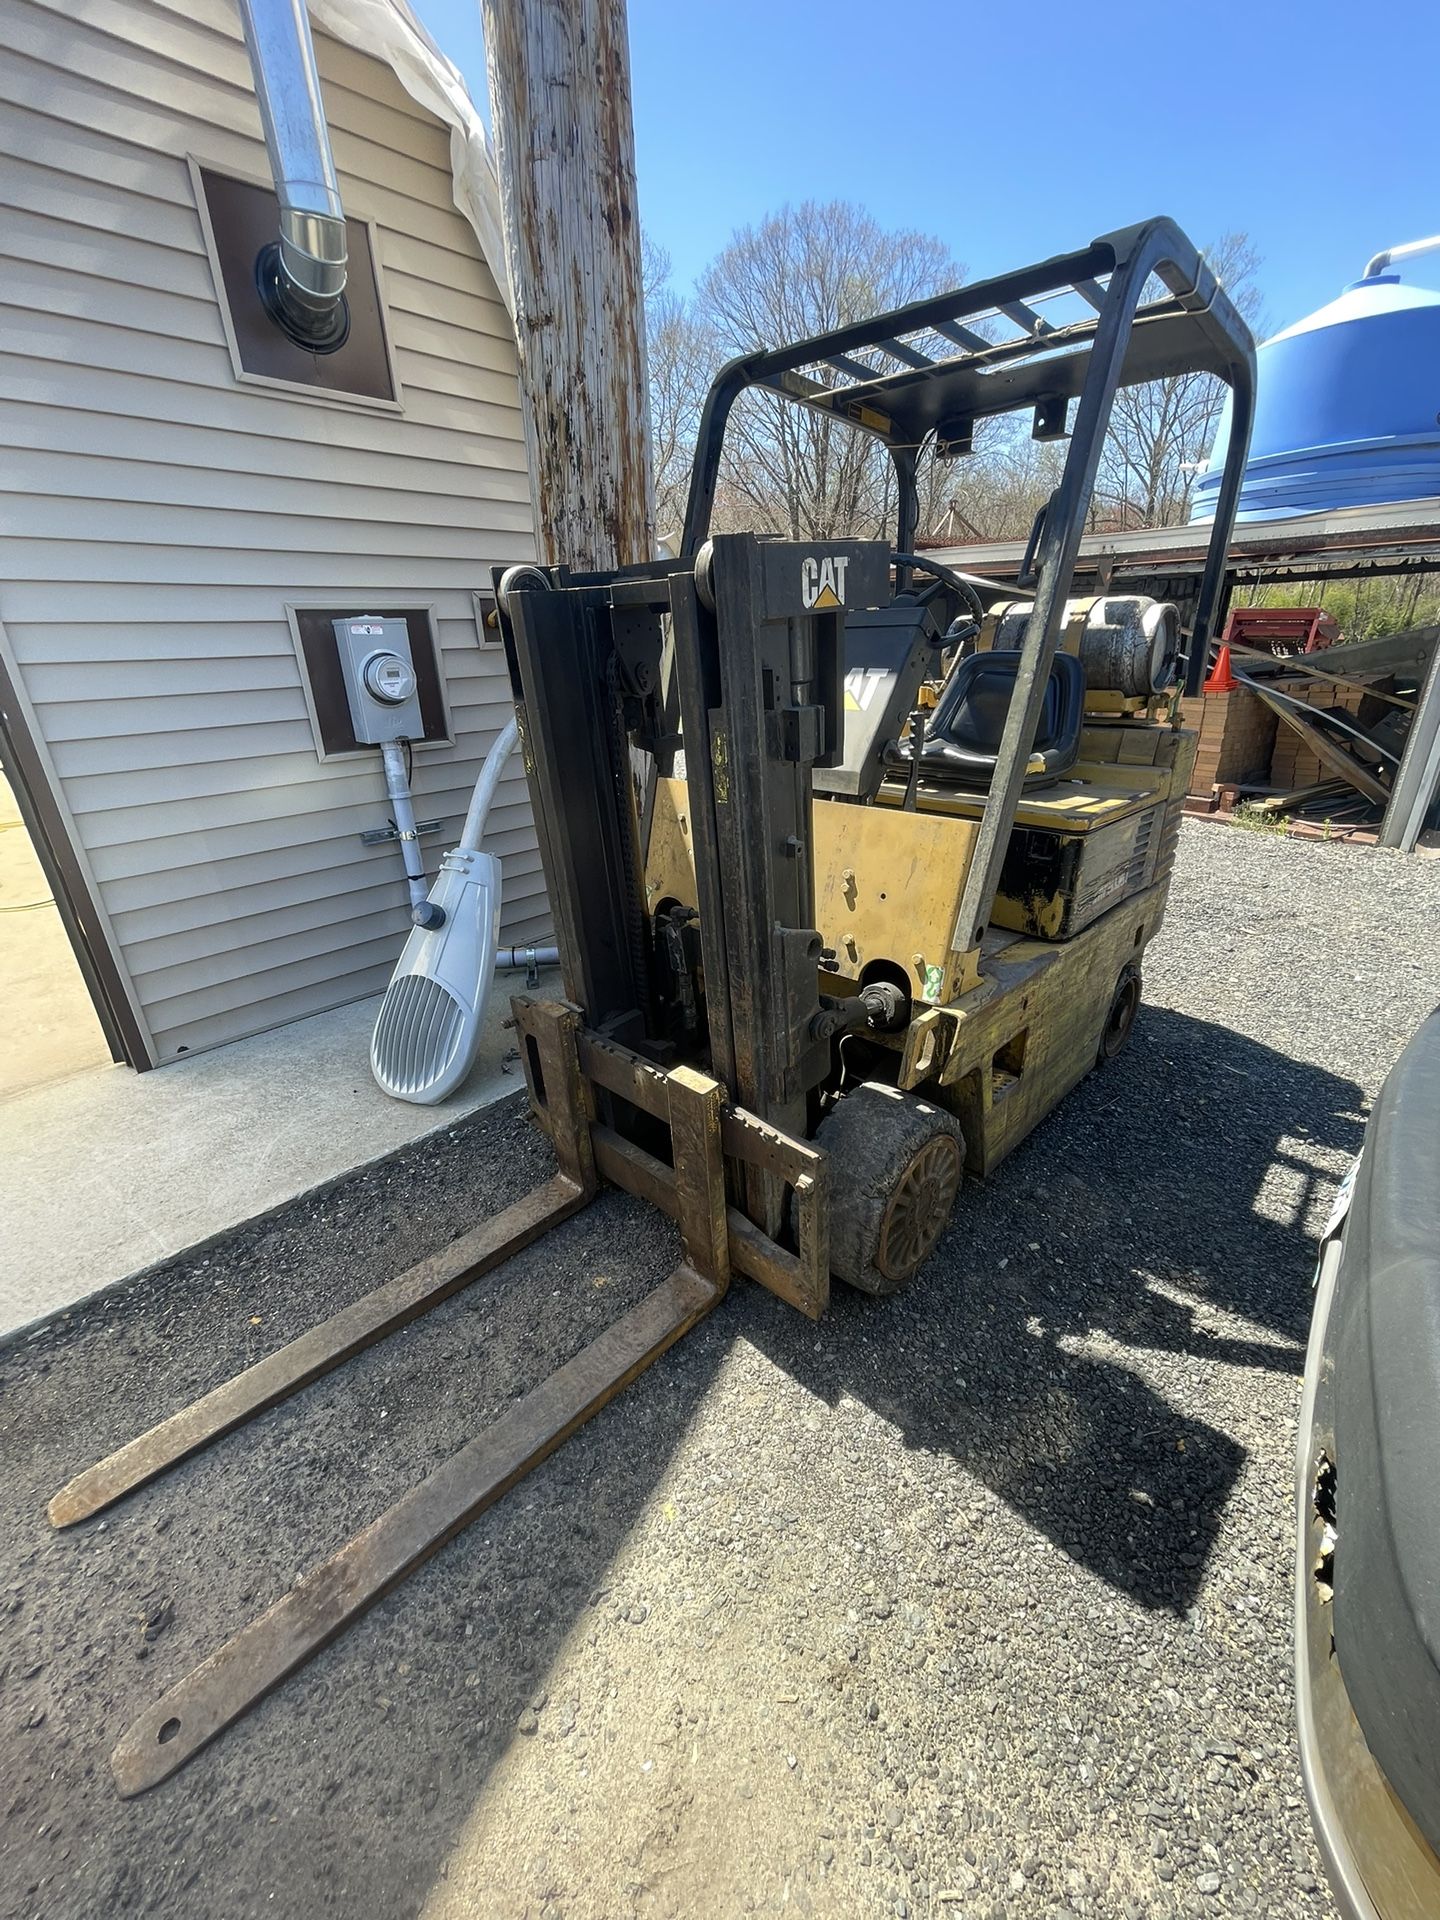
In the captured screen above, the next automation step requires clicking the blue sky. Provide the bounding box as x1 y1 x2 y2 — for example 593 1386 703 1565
412 0 1440 336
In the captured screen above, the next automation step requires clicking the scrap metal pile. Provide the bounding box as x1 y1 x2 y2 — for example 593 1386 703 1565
1221 616 1438 830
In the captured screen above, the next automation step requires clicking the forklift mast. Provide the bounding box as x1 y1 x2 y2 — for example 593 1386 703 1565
500 538 890 1225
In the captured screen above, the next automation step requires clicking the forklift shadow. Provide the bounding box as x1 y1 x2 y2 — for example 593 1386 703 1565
733 1006 1364 1615
1063 1003 1365 1347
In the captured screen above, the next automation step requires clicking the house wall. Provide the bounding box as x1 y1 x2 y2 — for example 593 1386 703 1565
0 0 547 1063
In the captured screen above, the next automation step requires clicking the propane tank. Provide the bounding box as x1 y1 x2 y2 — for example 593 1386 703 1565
987 595 1180 696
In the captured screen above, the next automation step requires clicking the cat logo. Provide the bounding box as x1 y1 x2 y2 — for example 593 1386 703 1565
800 553 848 611
843 667 888 712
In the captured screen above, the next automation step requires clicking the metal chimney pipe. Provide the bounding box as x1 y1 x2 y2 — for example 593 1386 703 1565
236 0 350 351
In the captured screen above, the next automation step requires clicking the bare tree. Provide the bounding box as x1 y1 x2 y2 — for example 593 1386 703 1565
1094 232 1265 528
693 202 964 541
926 417 1069 545
642 237 713 543
643 216 1263 552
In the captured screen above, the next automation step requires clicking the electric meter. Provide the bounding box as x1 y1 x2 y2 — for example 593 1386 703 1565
333 614 425 743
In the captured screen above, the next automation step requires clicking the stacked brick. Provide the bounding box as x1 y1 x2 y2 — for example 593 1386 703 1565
1268 682 1369 790
1177 690 1279 796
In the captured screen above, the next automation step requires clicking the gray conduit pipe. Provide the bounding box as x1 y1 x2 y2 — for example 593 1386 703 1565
379 739 438 924
458 715 518 851
496 945 560 971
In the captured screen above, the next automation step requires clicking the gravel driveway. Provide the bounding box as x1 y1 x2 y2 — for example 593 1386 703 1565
4 823 1438 1920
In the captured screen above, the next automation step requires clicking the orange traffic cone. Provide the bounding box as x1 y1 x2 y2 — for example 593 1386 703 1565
1203 644 1237 694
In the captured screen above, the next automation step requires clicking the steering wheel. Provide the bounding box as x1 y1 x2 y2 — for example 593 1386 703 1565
890 552 989 623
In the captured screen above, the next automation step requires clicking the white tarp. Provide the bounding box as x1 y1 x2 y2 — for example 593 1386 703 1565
309 0 513 317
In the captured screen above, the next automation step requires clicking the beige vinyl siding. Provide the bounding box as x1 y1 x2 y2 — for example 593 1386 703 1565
0 0 549 1063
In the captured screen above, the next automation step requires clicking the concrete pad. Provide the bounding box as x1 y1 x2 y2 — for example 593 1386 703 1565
0 774 112 1098
0 970 557 1341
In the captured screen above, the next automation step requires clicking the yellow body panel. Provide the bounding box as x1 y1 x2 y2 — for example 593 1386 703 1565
644 776 699 915
874 762 1167 831
874 714 1191 833
881 882 1165 1176
812 800 977 1002
642 722 1192 1180
645 777 979 1003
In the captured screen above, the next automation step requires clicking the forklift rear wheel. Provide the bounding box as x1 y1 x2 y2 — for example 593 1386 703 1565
1097 963 1142 1065
815 1082 964 1296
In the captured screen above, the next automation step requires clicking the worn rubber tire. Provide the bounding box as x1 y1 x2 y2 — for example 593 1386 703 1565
1097 962 1142 1066
813 1081 964 1296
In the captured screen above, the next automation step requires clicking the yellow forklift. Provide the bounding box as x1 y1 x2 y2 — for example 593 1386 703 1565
50 219 1254 1793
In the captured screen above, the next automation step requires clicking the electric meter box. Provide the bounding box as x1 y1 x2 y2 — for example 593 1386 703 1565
333 613 424 745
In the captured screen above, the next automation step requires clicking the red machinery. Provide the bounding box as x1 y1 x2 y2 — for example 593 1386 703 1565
1221 606 1340 656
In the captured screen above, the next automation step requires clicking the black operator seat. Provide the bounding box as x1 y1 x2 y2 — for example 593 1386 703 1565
812 596 948 801
886 649 1086 792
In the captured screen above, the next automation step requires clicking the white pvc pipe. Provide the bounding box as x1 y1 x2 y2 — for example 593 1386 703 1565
1363 234 1440 279
458 715 520 853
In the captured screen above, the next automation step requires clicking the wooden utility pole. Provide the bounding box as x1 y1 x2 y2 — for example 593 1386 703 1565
481 0 654 570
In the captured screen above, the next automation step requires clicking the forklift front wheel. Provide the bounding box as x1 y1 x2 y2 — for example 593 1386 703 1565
1097 963 1142 1066
814 1082 964 1296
